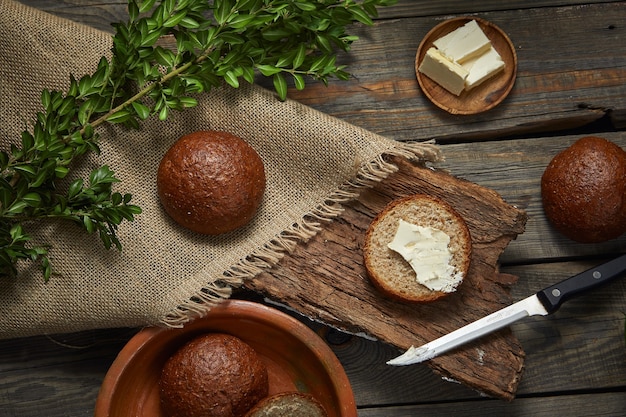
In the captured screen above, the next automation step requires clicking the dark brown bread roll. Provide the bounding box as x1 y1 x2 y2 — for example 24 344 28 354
159 333 269 417
157 131 266 235
541 136 626 243
244 392 328 417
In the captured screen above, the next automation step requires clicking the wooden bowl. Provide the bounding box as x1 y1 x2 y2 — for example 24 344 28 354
94 299 356 417
416 17 517 115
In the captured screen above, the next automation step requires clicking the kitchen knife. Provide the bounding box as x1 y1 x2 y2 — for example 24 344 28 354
387 253 626 366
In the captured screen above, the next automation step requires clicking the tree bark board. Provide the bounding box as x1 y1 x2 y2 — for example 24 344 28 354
245 155 527 400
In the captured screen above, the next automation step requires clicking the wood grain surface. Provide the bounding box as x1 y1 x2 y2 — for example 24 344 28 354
1 1 626 416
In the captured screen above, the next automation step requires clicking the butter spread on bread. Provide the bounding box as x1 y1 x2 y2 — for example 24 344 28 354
363 194 472 303
387 219 461 293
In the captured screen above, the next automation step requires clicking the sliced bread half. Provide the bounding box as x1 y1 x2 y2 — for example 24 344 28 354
244 392 328 417
363 194 472 302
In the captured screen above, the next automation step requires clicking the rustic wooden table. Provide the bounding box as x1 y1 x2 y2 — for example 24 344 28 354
1 0 626 416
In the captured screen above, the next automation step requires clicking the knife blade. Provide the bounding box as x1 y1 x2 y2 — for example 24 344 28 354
387 253 626 366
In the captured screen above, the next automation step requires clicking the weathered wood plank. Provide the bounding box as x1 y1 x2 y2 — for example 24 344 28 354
377 0 619 19
283 3 626 142
357 392 626 416
18 0 619 25
17 1 626 141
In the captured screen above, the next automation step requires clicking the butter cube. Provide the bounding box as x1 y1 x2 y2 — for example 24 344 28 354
462 46 505 90
433 20 491 64
418 47 468 96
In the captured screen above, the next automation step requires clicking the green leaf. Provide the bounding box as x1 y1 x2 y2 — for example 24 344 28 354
219 32 245 45
179 16 200 29
128 1 139 22
241 66 255 84
158 106 169 121
273 73 288 101
41 89 51 110
54 166 69 179
293 73 305 90
293 44 306 69
77 101 92 125
14 164 37 177
215 0 233 24
316 34 333 54
256 64 283 76
92 57 109 88
164 11 187 27
30 169 49 188
9 224 24 242
229 13 255 29
154 47 175 67
262 28 291 41
224 70 240 88
68 179 83 199
6 200 28 216
21 132 34 151
58 96 76 116
178 96 198 108
139 0 158 13
22 193 42 207
83 215 95 234
107 108 133 124
294 2 317 12
131 101 151 120
348 6 374 26
141 29 163 47
309 56 325 73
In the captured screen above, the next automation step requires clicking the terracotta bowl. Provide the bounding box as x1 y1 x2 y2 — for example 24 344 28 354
95 299 356 417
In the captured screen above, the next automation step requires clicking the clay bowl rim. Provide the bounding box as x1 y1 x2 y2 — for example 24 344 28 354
94 299 356 417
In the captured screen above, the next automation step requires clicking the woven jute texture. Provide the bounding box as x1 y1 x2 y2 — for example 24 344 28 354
0 0 440 339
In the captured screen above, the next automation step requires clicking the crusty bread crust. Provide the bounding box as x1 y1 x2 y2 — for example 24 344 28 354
541 136 626 243
244 392 328 417
159 333 269 417
157 131 266 235
363 194 471 303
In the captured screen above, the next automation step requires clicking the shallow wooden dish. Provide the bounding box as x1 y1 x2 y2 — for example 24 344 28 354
416 17 517 115
94 299 356 417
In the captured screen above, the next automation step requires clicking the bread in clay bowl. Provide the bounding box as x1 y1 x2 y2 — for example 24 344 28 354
159 333 269 417
244 392 328 417
157 130 266 235
363 194 472 303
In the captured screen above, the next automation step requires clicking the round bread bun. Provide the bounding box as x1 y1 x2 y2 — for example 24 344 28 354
363 194 472 303
157 130 266 235
541 136 626 243
244 392 328 417
159 333 269 417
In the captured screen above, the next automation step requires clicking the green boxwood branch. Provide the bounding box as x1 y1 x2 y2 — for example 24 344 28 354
0 0 397 281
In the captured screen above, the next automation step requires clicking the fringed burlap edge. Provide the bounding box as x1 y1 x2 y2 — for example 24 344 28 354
161 141 442 327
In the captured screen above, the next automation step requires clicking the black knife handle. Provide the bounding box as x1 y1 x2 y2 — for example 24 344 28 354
536 254 626 314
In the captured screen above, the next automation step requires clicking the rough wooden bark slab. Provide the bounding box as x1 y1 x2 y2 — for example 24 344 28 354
245 155 528 400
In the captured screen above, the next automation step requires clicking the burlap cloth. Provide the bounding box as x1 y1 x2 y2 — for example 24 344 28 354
0 0 440 339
